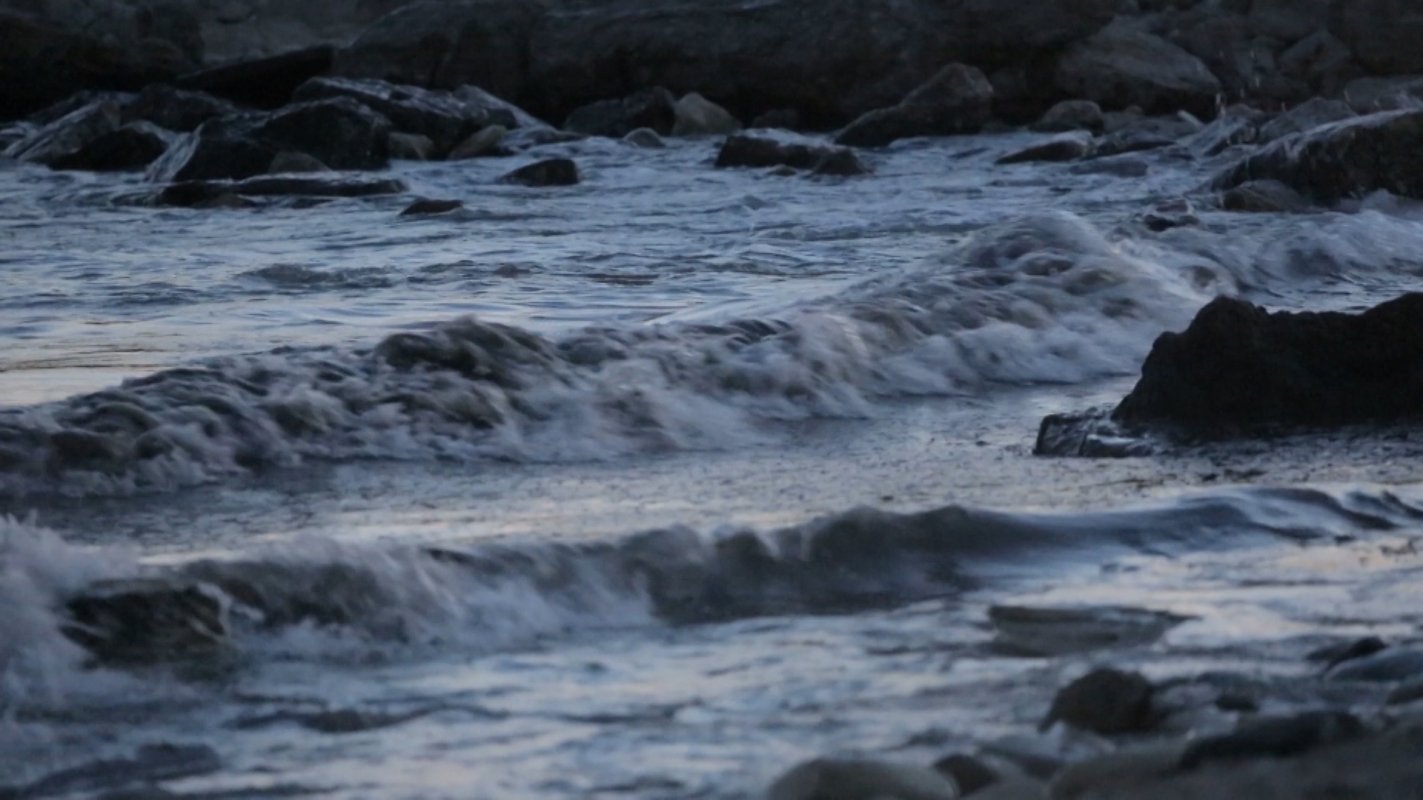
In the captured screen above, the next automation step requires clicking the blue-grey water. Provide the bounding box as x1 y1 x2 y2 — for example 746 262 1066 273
4 130 1423 798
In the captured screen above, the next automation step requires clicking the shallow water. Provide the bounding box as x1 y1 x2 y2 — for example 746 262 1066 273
4 130 1423 798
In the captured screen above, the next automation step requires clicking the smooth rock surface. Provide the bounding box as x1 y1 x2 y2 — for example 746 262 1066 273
835 64 993 148
1054 23 1222 117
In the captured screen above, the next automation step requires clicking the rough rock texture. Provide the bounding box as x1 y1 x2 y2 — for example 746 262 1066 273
834 64 993 148
63 580 227 664
1336 0 1423 76
4 99 122 165
1212 109 1423 203
123 84 241 132
1042 668 1155 735
564 87 676 138
1114 294 1423 431
1054 23 1222 117
1219 179 1309 213
715 133 869 175
768 758 959 800
1031 100 1104 133
1256 97 1355 143
294 76 519 153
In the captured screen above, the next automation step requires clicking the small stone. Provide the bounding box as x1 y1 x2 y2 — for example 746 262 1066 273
1042 668 1154 735
1142 197 1199 231
671 92 741 136
387 131 436 160
498 158 579 187
1032 100 1104 133
996 131 1093 164
623 127 666 148
448 124 508 159
767 758 959 800
400 198 463 216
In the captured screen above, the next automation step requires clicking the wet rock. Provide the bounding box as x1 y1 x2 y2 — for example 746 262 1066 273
622 128 666 149
989 605 1188 658
1328 647 1423 683
1307 636 1389 670
715 133 869 175
1278 31 1353 93
1031 100 1104 133
969 777 1046 800
932 754 1000 796
387 131 435 160
0 121 34 150
752 109 802 130
453 85 552 132
123 84 240 133
448 125 508 159
564 87 677 138
7 743 220 799
1054 23 1222 117
1033 410 1155 458
1049 742 1186 800
1248 0 1332 43
1091 115 1196 157
767 758 959 800
51 121 176 172
981 729 1113 780
175 44 336 109
294 77 518 154
267 151 331 174
1141 197 1198 231
996 131 1093 164
63 579 227 663
1219 178 1309 213
811 149 872 177
1212 109 1423 203
401 198 463 216
671 92 741 137
834 64 993 148
1341 75 1423 114
1114 294 1423 431
1042 668 1154 735
1257 97 1355 144
498 158 579 187
1387 677 1423 705
1178 711 1364 769
1185 104 1263 156
5 100 122 166
1336 0 1423 76
144 114 280 182
158 174 407 206
255 97 392 171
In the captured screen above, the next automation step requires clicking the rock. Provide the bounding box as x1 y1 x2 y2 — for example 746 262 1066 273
175 45 336 109
834 64 993 148
1054 23 1222 117
671 92 741 136
767 758 959 800
191 0 404 67
1249 0 1332 43
498 158 579 187
294 77 517 154
1031 100 1104 133
1278 31 1353 93
1141 197 1198 231
1049 742 1186 800
622 128 666 148
123 84 240 133
715 133 869 175
401 198 463 216
452 85 552 132
497 126 583 152
5 100 122 166
1069 157 1149 178
981 729 1114 780
932 754 1001 796
752 109 802 130
1185 104 1263 155
988 605 1187 658
1178 711 1364 769
1341 75 1423 113
564 87 676 138
1114 294 1423 431
1213 109 1423 204
1335 0 1423 75
387 131 435 160
1328 648 1423 683
996 131 1093 164
1042 668 1154 735
448 124 507 159
1387 677 1423 705
62 579 227 663
147 97 391 182
1257 97 1355 143
1219 178 1309 213
0 120 34 150
1307 636 1389 670
970 778 1046 800
1092 115 1196 157
158 174 407 206
51 121 176 171
267 151 330 173
1174 16 1291 105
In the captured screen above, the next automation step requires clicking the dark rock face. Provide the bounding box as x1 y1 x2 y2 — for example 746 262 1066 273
498 158 579 187
1031 99 1104 133
834 64 993 148
294 76 518 153
62 580 227 664
1053 23 1222 117
1336 0 1423 76
51 121 176 171
1213 109 1423 203
1042 668 1154 735
1219 178 1309 213
4 99 123 166
715 134 869 175
158 174 408 206
996 131 1093 164
564 87 676 138
401 197 463 215
1114 294 1423 431
175 45 336 109
124 84 241 133
1179 712 1363 769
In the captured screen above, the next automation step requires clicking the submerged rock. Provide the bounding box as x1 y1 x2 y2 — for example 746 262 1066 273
834 64 993 148
715 133 869 175
63 579 228 664
623 128 666 149
1042 668 1155 735
996 131 1093 164
767 758 959 800
1328 648 1423 683
1219 178 1310 213
989 605 1187 657
158 174 408 206
401 198 464 216
51 121 176 172
498 158 579 187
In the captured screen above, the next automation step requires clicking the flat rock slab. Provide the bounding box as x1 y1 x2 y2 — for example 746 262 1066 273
989 605 1189 657
159 174 408 206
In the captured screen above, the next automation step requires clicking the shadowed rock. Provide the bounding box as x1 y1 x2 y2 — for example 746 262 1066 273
52 121 175 171
768 758 959 800
294 77 520 154
715 133 869 175
158 174 407 206
996 131 1093 164
1178 712 1364 769
175 45 336 109
1042 668 1154 735
565 88 676 138
498 158 579 187
835 64 993 148
990 605 1188 657
63 580 228 664
1053 23 1221 117
5 100 122 166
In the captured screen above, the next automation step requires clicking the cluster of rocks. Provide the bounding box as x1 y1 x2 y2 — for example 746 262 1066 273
769 605 1423 800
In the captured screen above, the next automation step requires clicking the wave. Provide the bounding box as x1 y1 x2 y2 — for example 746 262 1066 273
0 212 1209 497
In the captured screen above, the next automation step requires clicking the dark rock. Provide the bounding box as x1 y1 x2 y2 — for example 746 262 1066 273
1220 179 1309 213
1185 104 1263 155
672 92 741 136
751 109 802 130
63 580 227 663
989 605 1188 658
767 758 959 800
453 85 552 131
1069 157 1149 178
564 87 676 138
51 121 176 172
1341 75 1423 114
123 84 240 133
1114 294 1423 431
1174 16 1290 105
1335 0 1423 76
1031 100 1105 133
716 133 869 175
1054 22 1222 116
834 64 993 148
1328 647 1423 682
1042 668 1154 735
622 128 666 148
996 131 1093 164
294 77 517 154
1249 0 1332 43
158 174 407 206
1179 711 1364 769
811 149 871 177
1278 31 1354 93
5 100 122 166
1387 678 1423 705
448 124 507 159
387 131 435 160
1033 409 1156 458
1092 115 1196 157
144 114 280 182
1257 97 1355 143
498 158 579 187
0 121 33 150
1307 636 1389 670
932 754 999 796
1213 109 1423 203
401 198 464 216
175 45 336 109
1141 197 1199 231
267 151 330 173
257 97 391 171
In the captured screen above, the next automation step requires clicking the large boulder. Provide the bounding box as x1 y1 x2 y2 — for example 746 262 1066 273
123 84 242 132
1113 294 1423 431
834 64 993 147
1054 22 1222 117
157 173 407 206
4 99 123 166
52 121 176 171
188 0 415 65
174 44 336 109
564 87 676 137
294 76 518 153
1212 109 1423 203
1334 0 1423 76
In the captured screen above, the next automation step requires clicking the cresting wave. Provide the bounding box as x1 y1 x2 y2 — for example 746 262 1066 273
3 485 1419 711
0 212 1211 497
